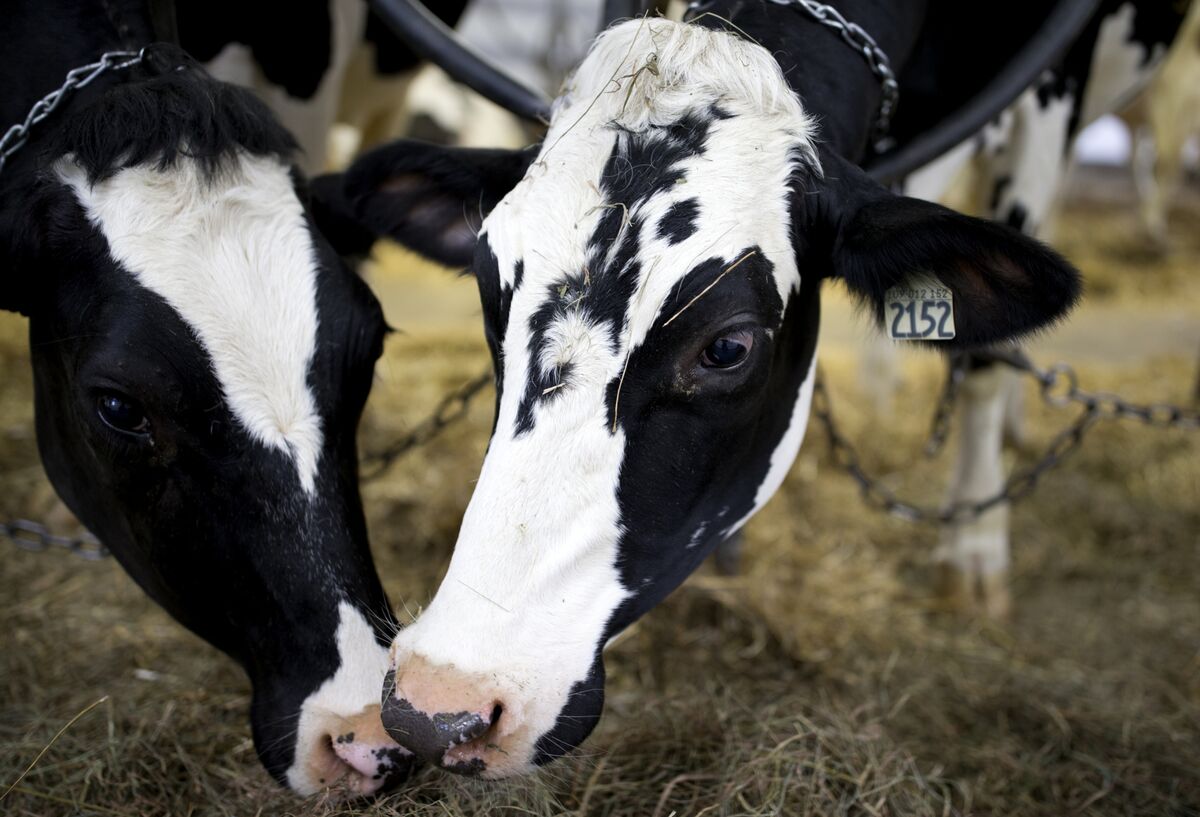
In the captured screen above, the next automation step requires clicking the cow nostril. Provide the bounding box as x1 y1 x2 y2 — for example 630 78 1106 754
489 703 503 731
441 709 490 744
381 696 493 765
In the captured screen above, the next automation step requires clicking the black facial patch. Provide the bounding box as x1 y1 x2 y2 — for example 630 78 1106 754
532 655 605 767
657 198 700 245
510 108 725 436
603 245 781 433
604 251 818 636
474 242 517 419
513 278 580 436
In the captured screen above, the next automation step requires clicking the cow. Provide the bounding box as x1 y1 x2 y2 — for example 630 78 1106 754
1 0 409 796
179 0 470 174
1122 0 1200 249
896 0 1185 615
319 0 1191 778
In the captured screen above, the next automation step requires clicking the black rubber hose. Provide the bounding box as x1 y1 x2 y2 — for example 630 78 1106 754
863 0 1101 184
369 0 552 123
369 0 1102 184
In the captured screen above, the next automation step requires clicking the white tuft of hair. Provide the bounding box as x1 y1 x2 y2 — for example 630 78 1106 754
554 17 815 139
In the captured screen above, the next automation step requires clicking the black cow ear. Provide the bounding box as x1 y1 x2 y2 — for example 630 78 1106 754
308 173 379 260
811 151 1081 348
1 200 39 315
342 139 537 268
0 283 28 315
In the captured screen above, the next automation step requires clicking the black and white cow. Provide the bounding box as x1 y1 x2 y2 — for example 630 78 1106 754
180 0 470 173
330 0 1187 778
895 0 1185 615
2 0 407 795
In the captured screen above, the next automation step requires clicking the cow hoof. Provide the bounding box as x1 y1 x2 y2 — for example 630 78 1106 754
934 563 1011 619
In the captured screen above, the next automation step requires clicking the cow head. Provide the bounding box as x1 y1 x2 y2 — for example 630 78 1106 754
337 19 1080 776
0 64 404 794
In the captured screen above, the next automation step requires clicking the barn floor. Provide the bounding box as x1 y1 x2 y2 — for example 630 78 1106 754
1 170 1198 816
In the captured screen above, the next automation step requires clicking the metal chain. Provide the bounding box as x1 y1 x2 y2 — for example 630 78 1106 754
812 351 1199 525
1 372 492 558
764 0 899 145
687 0 900 147
9 348 1193 554
0 49 147 177
923 351 967 458
1 519 108 560
360 371 494 481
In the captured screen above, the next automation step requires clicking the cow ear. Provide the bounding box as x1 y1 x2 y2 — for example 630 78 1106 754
1 198 41 315
811 151 1081 347
341 139 537 268
308 173 379 260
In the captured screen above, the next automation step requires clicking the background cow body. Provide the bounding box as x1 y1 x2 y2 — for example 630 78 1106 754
894 0 1187 613
181 0 470 174
1 0 409 795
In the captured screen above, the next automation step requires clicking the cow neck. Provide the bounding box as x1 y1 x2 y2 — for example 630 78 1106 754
690 0 928 163
0 0 159 180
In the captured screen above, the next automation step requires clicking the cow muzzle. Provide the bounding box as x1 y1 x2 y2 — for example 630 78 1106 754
380 655 533 777
286 703 415 796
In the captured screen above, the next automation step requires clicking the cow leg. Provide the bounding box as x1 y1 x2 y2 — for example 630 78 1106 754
1131 125 1172 248
931 86 1070 617
859 332 900 416
1001 362 1028 450
934 361 1013 618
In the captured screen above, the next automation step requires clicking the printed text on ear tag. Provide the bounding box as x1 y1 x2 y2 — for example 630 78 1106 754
885 275 955 340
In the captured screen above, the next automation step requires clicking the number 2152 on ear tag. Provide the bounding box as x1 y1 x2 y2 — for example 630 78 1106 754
885 276 955 341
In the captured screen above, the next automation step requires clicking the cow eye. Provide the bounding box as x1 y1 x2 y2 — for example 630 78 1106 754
700 329 754 369
96 392 151 437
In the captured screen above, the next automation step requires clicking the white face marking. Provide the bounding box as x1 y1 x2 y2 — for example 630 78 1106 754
59 154 325 495
390 18 820 768
287 601 394 794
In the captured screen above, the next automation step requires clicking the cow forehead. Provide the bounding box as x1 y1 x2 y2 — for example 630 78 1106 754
479 19 817 424
58 154 324 495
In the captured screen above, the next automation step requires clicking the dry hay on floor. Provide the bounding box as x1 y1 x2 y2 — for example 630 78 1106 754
1 192 1198 816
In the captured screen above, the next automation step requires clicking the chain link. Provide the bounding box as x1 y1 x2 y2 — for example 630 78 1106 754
1 518 109 560
812 351 1199 525
688 0 900 148
0 49 147 177
922 351 967 457
359 371 494 481
765 0 899 146
5 351 1195 558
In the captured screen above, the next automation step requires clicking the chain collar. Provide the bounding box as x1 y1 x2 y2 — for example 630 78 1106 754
0 48 149 178
686 0 899 150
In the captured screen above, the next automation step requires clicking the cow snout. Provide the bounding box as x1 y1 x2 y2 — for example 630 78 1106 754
381 661 520 776
380 692 500 773
287 702 415 796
